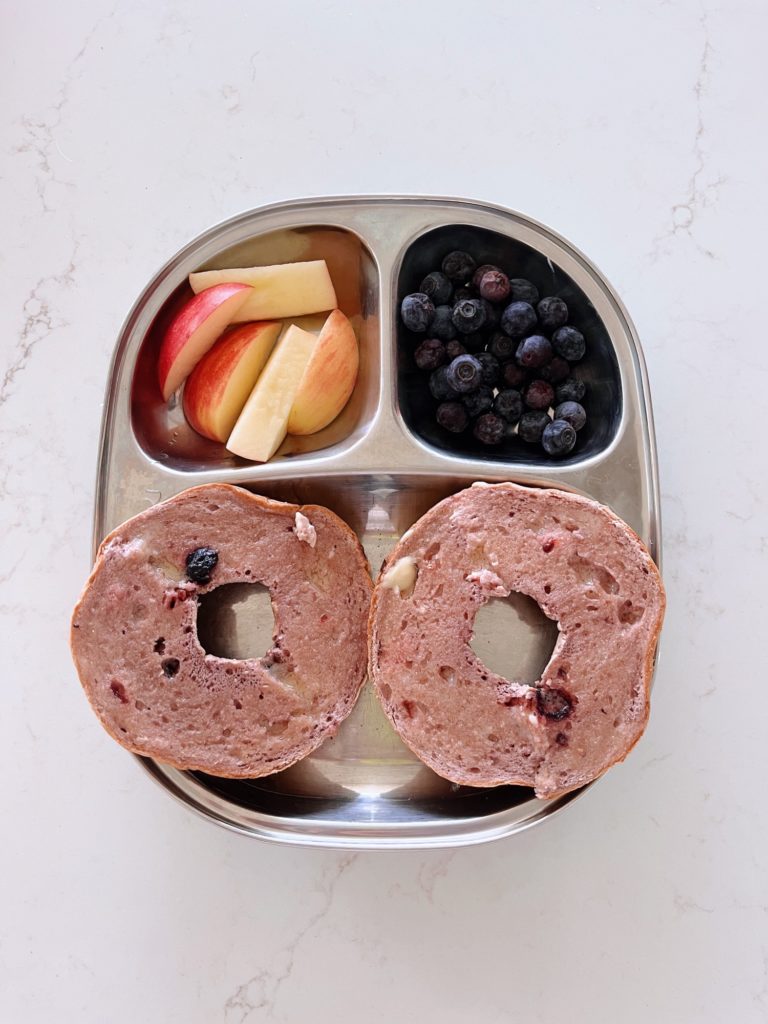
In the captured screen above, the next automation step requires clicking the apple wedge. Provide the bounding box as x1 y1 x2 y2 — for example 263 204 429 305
287 310 359 436
226 324 317 462
188 261 337 323
158 283 252 401
182 321 282 442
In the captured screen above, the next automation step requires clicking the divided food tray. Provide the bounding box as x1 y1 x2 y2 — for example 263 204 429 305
95 195 660 849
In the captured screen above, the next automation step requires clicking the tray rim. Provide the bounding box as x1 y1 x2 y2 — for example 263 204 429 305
136 754 592 850
92 193 662 849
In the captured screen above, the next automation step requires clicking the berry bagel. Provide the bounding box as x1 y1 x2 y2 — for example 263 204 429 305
71 484 372 777
368 482 665 799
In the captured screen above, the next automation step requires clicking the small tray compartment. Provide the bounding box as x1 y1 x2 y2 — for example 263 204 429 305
130 225 380 472
396 223 622 465
94 196 660 849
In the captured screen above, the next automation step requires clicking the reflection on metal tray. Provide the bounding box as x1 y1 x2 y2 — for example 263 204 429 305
94 195 661 849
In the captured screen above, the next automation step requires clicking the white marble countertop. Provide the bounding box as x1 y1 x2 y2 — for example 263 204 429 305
2 2 766 1021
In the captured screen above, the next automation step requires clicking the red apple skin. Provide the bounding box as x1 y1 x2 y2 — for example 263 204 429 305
287 309 359 435
157 282 252 400
183 321 281 442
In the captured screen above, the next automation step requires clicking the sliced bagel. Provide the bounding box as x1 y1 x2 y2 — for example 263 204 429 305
368 482 665 799
71 484 372 777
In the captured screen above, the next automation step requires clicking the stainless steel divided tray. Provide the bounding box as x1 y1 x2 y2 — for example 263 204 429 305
95 195 660 849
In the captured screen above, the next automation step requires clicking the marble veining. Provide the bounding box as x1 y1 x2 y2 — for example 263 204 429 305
13 12 113 215
223 855 358 1022
0 245 79 409
652 8 725 260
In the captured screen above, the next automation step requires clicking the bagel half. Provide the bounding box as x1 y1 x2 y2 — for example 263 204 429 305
368 482 665 799
71 484 372 777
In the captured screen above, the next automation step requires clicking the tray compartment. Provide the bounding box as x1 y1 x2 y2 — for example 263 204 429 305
137 471 591 841
130 224 381 471
396 223 622 465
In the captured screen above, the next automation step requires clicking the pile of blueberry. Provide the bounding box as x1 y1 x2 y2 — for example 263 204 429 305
400 250 588 456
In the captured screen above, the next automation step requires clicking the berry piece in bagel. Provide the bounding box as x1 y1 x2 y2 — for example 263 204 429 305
368 482 665 799
71 484 372 777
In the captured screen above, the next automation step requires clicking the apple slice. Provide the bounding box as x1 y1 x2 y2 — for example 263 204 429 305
158 283 252 401
287 310 359 436
182 320 282 442
188 261 337 323
226 324 317 462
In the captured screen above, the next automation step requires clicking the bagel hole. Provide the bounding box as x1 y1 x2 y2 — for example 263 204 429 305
471 593 559 685
196 583 275 660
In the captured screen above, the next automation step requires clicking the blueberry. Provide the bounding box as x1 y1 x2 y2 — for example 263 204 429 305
186 547 218 584
419 271 453 305
436 401 469 433
552 325 586 362
524 379 555 410
445 354 483 393
518 411 551 443
516 334 553 369
488 331 516 362
473 413 505 445
413 338 446 371
462 385 494 417
453 287 475 302
445 339 468 360
451 298 486 334
535 686 572 719
502 361 528 388
555 377 587 404
537 296 568 332
500 301 537 339
429 366 458 401
401 293 435 333
478 269 511 304
508 278 539 304
476 352 501 386
429 304 458 341
539 356 571 384
442 250 477 283
542 419 577 456
459 331 486 353
471 263 500 290
494 389 523 423
554 401 587 431
479 297 499 329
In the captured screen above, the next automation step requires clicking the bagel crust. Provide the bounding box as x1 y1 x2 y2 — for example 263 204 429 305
71 484 372 777
369 482 665 799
